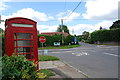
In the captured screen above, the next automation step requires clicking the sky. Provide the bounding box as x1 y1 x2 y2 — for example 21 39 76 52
0 0 119 35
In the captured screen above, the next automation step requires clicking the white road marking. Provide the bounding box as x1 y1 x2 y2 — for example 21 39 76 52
103 52 118 57
72 53 75 54
72 52 89 56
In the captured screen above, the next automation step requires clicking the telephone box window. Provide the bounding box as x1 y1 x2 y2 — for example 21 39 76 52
12 23 33 27
14 33 32 39
17 40 31 46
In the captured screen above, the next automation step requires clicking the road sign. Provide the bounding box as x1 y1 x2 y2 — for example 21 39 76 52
74 37 77 43
39 36 46 43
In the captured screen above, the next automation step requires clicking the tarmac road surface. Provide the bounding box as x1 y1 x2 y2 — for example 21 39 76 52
39 42 119 78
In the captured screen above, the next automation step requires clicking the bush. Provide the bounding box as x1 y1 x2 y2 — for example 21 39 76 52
2 54 46 79
91 28 120 42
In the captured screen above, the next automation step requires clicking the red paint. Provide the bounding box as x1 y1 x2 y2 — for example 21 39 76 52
39 36 46 43
5 17 38 69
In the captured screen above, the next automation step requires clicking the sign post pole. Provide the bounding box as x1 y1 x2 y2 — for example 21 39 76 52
39 36 46 55
42 43 43 55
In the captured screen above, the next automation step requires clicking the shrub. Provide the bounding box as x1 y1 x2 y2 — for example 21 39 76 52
2 54 46 79
91 28 120 42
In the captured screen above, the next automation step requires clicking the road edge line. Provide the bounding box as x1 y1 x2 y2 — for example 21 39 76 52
60 60 89 78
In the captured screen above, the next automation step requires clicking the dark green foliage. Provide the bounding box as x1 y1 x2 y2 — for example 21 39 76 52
82 31 89 40
77 35 82 41
64 35 74 45
91 28 120 42
110 20 120 29
2 55 46 79
38 34 77 47
57 25 70 34
110 28 120 42
1 33 4 56
38 34 62 47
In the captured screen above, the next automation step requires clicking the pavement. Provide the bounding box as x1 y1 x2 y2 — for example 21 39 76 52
39 61 87 78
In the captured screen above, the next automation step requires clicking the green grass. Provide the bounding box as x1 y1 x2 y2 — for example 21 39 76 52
38 55 60 61
38 44 80 50
39 69 55 78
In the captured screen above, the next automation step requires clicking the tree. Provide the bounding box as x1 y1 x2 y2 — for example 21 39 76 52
57 25 70 34
82 31 89 40
110 20 120 29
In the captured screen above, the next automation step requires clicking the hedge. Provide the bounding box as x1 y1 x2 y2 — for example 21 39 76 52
38 34 76 47
38 34 62 47
91 28 120 42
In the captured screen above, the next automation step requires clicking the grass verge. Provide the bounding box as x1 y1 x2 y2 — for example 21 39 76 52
38 55 60 61
39 69 55 78
38 44 80 50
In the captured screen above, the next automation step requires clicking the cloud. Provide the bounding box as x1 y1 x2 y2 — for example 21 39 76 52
68 20 113 35
0 1 8 11
82 0 119 20
1 8 54 22
37 25 58 33
57 10 80 23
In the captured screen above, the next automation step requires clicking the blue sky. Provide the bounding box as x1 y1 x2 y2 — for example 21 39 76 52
0 0 119 35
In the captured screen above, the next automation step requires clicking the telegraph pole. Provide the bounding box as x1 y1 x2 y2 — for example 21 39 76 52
72 29 74 35
61 19 64 46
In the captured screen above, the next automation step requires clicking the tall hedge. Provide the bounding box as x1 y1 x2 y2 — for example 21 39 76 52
38 34 62 47
91 28 120 42
38 34 75 47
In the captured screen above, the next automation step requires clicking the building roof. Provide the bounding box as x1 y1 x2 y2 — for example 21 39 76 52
40 32 69 37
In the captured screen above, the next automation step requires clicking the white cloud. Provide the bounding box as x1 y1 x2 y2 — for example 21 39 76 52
68 20 113 35
57 10 80 23
0 1 8 11
82 0 119 20
94 20 113 29
1 8 54 22
1 8 54 30
37 25 58 33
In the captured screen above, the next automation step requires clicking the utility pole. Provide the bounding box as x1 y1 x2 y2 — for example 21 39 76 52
61 19 64 46
72 29 74 35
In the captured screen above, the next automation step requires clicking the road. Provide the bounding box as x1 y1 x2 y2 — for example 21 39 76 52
38 42 119 78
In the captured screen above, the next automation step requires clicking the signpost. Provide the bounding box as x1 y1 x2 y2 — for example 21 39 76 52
39 36 46 43
74 37 77 44
39 36 46 55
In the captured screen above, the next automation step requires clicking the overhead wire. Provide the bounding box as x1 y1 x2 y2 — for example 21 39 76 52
64 0 83 20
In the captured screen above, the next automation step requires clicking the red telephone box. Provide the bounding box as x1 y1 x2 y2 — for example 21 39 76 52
4 17 38 67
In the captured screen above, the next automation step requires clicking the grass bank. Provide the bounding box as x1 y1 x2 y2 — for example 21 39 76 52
38 55 60 61
38 44 80 50
39 69 55 78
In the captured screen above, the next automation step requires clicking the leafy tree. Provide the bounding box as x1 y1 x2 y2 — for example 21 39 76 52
64 35 74 45
57 25 70 34
110 20 120 29
82 31 89 40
